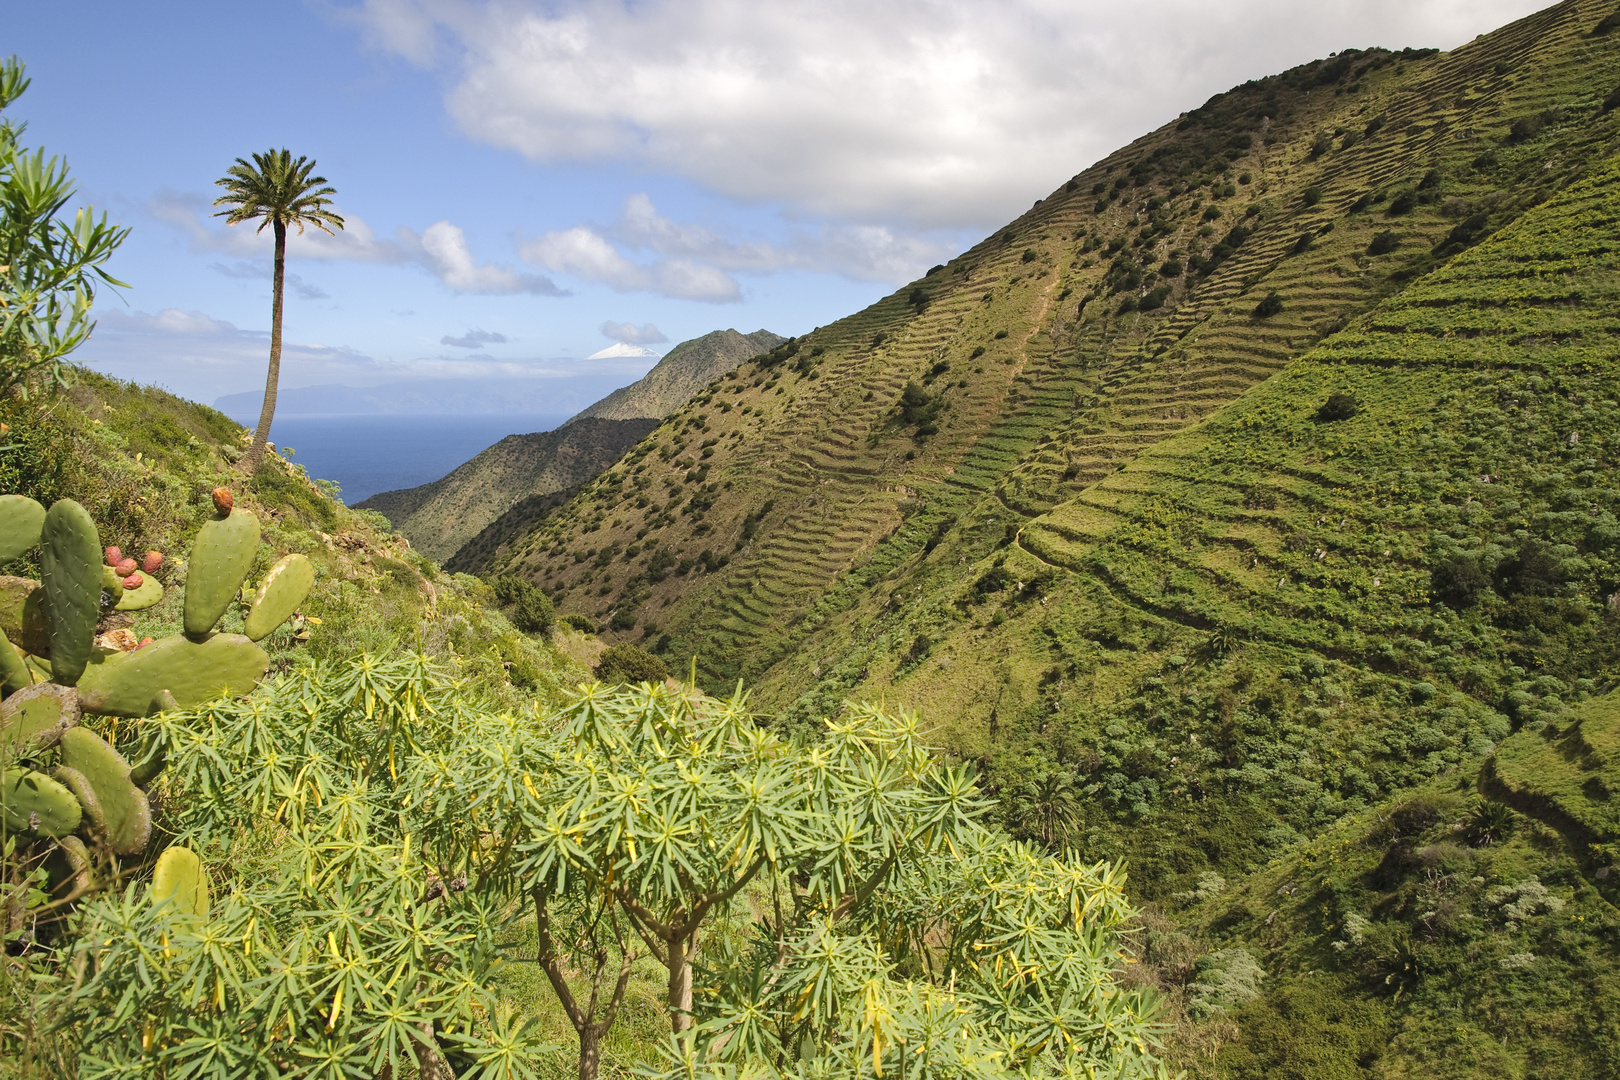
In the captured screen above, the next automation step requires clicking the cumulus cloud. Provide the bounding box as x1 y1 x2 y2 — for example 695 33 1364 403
526 194 955 293
599 320 667 345
441 328 510 349
521 225 741 301
348 0 1546 229
150 192 563 297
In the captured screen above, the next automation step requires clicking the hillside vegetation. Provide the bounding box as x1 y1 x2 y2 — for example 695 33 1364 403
361 328 784 565
474 0 1620 1074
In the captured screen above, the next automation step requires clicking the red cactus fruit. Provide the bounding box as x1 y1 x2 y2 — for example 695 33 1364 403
115 558 137 576
142 550 163 573
105 546 123 567
122 572 143 590
138 637 154 648
212 486 233 515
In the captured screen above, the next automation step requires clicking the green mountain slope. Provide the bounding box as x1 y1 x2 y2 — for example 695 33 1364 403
570 328 786 422
360 328 784 565
469 2 1620 1072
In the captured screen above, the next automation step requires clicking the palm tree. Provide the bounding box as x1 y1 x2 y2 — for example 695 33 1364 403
213 149 343 474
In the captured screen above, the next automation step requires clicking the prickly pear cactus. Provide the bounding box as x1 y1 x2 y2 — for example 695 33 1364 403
245 554 314 641
0 683 80 755
0 495 45 561
39 500 101 686
184 506 260 639
77 634 268 717
1 766 82 837
59 727 151 856
151 846 208 918
0 489 310 899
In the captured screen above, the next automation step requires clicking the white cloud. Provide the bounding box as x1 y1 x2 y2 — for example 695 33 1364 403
420 220 563 295
209 260 330 300
600 320 667 345
349 0 1548 229
586 342 661 360
521 225 741 301
149 192 563 297
441 329 509 349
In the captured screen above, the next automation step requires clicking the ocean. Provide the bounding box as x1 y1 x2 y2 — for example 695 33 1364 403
250 413 571 505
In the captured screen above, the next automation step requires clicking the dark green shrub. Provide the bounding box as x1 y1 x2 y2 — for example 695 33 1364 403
1314 393 1358 421
1509 115 1545 142
1431 556 1489 608
1291 233 1313 254
1496 539 1564 597
1117 295 1139 314
1367 230 1399 255
595 642 669 685
1021 248 1037 263
608 609 636 632
1159 259 1183 277
1309 132 1333 158
994 329 1009 339
1301 186 1323 207
904 635 932 666
1252 291 1283 318
1437 212 1489 250
560 613 597 634
970 345 986 359
1202 204 1223 221
1417 168 1441 191
1140 285 1171 311
1597 9 1620 34
1386 191 1417 215
1605 85 1620 112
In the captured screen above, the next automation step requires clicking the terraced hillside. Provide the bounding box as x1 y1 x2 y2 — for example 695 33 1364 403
491 0 1620 694
476 5 1620 1071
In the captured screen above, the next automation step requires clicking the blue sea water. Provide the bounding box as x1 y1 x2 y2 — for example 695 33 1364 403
253 413 571 505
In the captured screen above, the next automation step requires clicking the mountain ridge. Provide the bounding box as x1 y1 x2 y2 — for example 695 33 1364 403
358 327 784 563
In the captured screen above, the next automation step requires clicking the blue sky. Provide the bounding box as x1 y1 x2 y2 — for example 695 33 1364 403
5 0 1548 412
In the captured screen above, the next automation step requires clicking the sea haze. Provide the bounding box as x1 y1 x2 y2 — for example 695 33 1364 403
249 414 571 506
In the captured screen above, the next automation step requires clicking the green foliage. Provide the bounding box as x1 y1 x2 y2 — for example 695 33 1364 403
594 642 668 684
492 574 555 634
1251 291 1283 318
0 57 129 397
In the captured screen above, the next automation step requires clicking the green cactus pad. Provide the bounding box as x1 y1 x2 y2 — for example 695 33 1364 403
113 573 164 612
45 834 92 899
59 727 151 855
40 500 102 686
0 495 45 562
1 767 82 837
74 634 268 718
244 553 314 641
0 576 50 655
22 652 51 683
51 765 106 838
100 565 120 592
0 683 81 756
0 630 30 695
184 509 260 639
151 845 209 918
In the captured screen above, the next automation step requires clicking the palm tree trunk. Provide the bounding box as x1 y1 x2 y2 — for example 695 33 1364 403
241 218 286 475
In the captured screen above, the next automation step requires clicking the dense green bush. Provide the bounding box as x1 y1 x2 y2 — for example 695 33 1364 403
1368 229 1400 255
1252 291 1284 318
595 641 669 684
493 573 556 633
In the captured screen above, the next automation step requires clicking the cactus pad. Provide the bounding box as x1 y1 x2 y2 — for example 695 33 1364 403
113 573 163 612
0 630 30 695
184 509 260 638
59 727 151 855
151 846 209 918
51 765 106 838
0 576 50 655
46 834 92 899
1 767 82 837
244 554 314 641
0 683 80 756
0 495 45 562
40 500 102 686
74 633 268 718
22 652 51 683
